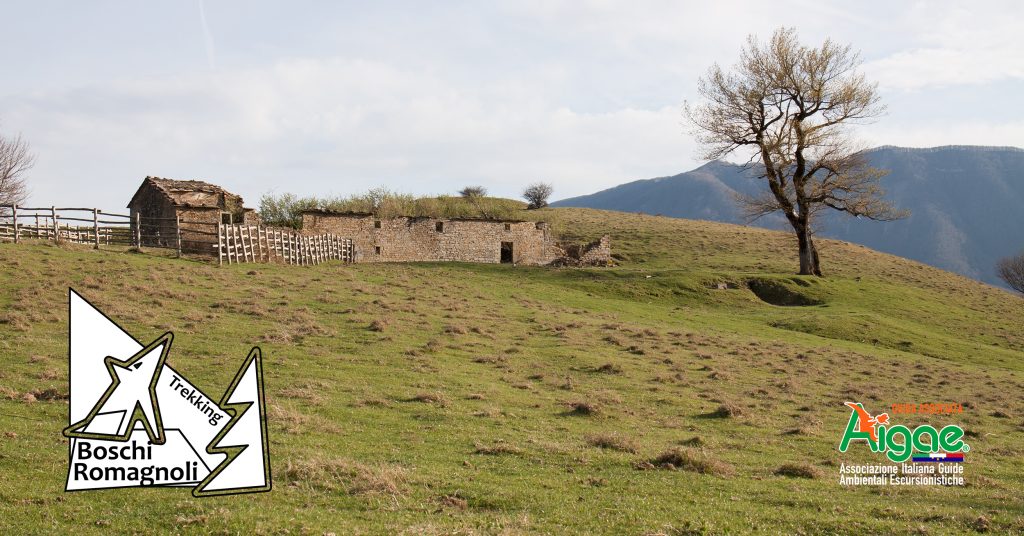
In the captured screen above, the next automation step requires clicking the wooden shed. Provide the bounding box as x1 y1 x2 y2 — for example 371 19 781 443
127 176 257 254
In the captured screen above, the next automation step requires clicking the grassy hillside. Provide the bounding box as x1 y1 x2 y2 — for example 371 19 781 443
1 207 1023 534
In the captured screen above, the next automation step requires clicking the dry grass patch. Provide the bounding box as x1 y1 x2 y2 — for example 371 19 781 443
647 447 735 476
473 441 523 456
281 457 406 495
268 403 310 434
409 392 449 406
436 494 468 510
565 401 600 416
586 432 639 453
443 324 468 335
679 436 706 447
774 463 821 479
279 381 329 405
706 402 744 418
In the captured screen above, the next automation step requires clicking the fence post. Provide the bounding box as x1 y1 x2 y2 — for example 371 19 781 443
134 213 142 249
217 222 223 265
34 214 39 238
175 214 182 257
92 208 100 249
51 206 58 243
11 205 18 243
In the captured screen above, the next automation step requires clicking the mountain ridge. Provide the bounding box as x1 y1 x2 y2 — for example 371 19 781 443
553 145 1024 287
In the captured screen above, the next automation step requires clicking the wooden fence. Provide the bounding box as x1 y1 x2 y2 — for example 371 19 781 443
0 205 134 248
216 224 354 266
2 204 355 267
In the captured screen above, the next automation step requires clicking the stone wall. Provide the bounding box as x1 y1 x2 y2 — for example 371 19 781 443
176 207 221 255
129 188 178 248
578 236 612 265
301 212 565 265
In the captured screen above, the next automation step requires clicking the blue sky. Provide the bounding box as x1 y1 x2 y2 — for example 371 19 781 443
2 1 1022 211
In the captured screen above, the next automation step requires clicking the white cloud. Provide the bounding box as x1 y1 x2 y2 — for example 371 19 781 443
862 3 1024 90
1 1 1021 210
6 57 694 209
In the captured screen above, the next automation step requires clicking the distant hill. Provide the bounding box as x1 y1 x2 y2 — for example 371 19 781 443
553 145 1024 287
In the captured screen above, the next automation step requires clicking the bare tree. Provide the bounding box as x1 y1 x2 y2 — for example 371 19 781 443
459 186 487 198
686 28 906 276
997 253 1024 294
522 182 553 209
0 131 34 207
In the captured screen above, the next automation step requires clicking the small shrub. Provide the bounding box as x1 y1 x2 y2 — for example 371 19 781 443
522 182 553 209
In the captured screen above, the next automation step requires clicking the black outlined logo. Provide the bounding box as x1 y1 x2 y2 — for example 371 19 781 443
64 289 271 497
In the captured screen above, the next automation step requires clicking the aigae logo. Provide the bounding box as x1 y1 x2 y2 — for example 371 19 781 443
838 402 969 463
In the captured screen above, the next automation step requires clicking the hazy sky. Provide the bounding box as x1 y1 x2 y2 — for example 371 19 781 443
3 1 1022 210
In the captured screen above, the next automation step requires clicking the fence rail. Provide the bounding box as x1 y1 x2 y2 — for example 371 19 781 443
216 224 354 266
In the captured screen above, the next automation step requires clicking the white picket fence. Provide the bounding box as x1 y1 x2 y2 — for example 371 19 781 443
217 224 354 266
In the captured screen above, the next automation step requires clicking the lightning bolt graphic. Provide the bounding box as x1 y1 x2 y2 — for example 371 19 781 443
192 347 272 497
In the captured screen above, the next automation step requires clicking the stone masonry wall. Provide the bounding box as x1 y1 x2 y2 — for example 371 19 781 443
578 236 612 265
176 207 221 255
301 213 564 265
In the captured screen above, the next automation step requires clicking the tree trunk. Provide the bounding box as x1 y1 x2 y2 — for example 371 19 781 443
795 225 822 276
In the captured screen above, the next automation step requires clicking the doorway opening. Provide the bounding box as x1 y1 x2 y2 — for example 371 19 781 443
500 241 514 264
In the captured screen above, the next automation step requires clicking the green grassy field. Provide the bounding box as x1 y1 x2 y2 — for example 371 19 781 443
1 207 1023 534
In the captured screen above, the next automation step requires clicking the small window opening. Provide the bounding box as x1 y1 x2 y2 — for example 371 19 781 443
500 241 514 264
504 223 511 231
375 246 382 255
221 212 233 224
436 221 444 232
374 220 381 228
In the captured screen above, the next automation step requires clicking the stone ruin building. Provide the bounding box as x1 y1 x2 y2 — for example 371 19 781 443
300 210 611 266
127 177 258 253
125 177 611 265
